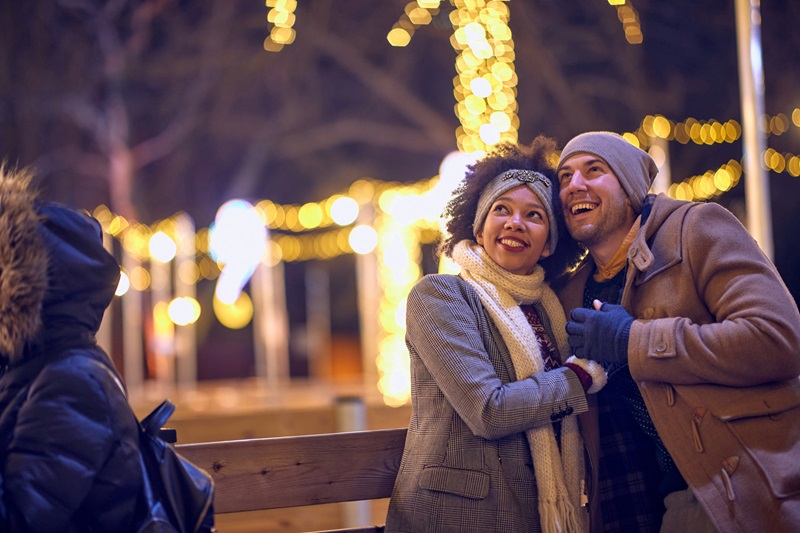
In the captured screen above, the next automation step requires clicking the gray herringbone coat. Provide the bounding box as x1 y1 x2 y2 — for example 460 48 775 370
385 274 588 533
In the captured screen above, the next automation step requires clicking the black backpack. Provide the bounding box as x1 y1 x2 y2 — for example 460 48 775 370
133 399 215 533
11 350 215 532
92 354 215 532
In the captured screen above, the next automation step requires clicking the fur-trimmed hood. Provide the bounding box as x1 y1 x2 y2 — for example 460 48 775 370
0 166 47 363
0 165 120 366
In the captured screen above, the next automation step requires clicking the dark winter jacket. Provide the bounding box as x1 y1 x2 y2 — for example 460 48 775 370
0 166 142 532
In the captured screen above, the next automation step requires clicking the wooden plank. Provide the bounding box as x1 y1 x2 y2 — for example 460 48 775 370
176 428 407 514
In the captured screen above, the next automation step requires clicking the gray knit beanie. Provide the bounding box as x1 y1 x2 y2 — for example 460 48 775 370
473 169 558 253
557 131 658 213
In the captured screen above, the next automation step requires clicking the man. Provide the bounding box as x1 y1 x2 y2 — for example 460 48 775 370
555 131 800 532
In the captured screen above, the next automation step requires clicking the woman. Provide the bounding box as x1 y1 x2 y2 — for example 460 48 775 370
385 136 606 533
0 165 143 532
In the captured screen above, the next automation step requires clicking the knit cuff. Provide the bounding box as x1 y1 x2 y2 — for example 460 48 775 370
564 362 593 393
566 356 608 394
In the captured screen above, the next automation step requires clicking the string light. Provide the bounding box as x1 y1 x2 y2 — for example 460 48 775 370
620 110 800 200
450 0 518 153
264 0 298 52
609 0 643 44
98 107 799 404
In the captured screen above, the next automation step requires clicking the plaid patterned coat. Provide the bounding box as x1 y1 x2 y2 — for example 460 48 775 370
385 274 588 533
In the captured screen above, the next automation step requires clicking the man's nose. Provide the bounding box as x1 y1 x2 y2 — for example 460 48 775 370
564 171 587 191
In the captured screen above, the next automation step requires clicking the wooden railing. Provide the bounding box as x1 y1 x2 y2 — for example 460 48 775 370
177 428 407 533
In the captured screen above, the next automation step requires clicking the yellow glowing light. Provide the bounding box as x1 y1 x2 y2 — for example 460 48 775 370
641 115 655 137
378 371 411 406
271 26 295 45
329 196 359 226
621 132 640 148
129 266 150 291
388 28 411 47
153 301 174 342
479 124 501 145
349 179 376 204
349 225 379 255
653 115 671 138
178 261 200 285
115 270 130 296
263 38 284 52
168 297 201 326
490 111 511 132
267 0 297 9
470 77 493 98
108 216 128 236
463 22 486 41
674 124 690 144
487 91 509 110
149 232 177 263
464 94 486 115
378 189 400 214
714 168 733 192
408 7 432 25
213 291 254 330
298 202 323 229
272 12 296 28
725 121 740 141
788 156 800 177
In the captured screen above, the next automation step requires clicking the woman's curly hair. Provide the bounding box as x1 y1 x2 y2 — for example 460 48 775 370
439 135 585 283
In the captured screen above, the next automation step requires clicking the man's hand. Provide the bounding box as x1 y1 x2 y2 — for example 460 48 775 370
566 299 634 365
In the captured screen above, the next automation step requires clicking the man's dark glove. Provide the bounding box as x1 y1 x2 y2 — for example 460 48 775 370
566 300 634 365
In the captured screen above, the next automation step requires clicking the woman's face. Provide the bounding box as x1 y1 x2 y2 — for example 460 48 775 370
476 185 551 275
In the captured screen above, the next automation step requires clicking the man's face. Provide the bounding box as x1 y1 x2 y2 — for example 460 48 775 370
557 154 636 249
475 185 551 276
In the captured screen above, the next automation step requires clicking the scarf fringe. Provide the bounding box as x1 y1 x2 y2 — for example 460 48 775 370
540 495 583 533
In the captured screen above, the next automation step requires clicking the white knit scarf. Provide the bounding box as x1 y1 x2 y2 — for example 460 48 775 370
452 240 584 533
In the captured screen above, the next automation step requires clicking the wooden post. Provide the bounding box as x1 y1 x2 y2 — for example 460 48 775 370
252 255 290 388
649 136 672 196
174 213 197 387
735 0 773 258
122 250 144 395
335 396 370 528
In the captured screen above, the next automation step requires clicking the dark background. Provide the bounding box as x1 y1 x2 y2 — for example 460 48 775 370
2 1 798 378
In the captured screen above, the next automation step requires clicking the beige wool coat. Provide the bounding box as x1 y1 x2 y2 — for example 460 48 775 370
560 193 800 533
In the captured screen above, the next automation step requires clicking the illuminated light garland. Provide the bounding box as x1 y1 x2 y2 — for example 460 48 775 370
386 1 518 153
667 160 743 201
450 0 518 152
387 1 440 47
622 109 800 200
97 108 798 405
264 0 298 52
608 0 643 44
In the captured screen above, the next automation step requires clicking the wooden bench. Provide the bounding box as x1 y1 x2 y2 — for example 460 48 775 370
176 427 407 533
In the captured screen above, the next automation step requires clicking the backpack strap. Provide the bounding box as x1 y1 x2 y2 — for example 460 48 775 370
140 400 176 435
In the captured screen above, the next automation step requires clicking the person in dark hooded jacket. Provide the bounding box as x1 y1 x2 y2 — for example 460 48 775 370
0 164 143 532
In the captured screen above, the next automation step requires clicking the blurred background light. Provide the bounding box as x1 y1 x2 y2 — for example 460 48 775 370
349 225 379 254
149 231 177 263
